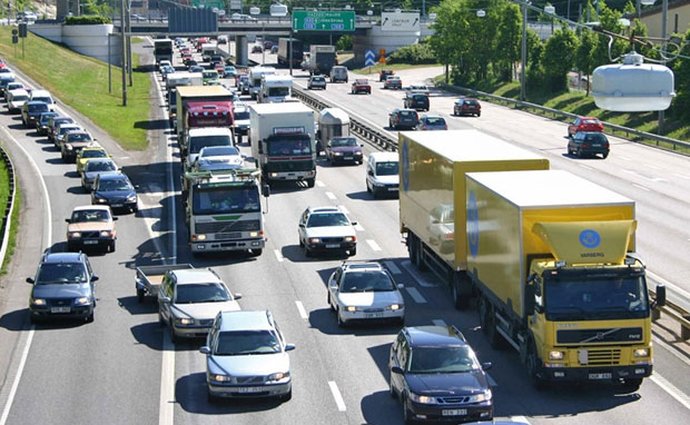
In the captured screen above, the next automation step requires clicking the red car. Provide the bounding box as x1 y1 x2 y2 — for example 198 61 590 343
351 79 371 94
568 116 604 137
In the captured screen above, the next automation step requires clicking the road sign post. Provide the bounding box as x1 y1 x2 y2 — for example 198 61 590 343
292 10 355 32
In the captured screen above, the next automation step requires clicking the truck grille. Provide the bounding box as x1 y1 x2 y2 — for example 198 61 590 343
48 298 74 307
580 348 621 366
557 327 643 344
217 232 242 240
195 220 259 234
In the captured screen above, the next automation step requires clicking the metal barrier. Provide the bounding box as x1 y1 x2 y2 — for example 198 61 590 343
0 144 16 270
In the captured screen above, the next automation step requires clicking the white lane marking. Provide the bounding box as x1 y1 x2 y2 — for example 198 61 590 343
401 260 439 288
354 223 365 232
316 180 325 187
632 183 650 192
578 164 594 171
405 287 428 304
432 319 447 327
274 249 284 262
328 381 347 412
366 239 382 251
673 173 690 180
325 191 337 200
618 155 632 161
295 301 308 319
650 374 690 411
0 123 52 425
339 205 349 214
383 260 401 275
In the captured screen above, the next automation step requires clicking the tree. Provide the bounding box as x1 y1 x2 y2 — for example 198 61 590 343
495 3 521 82
670 29 690 120
541 24 579 92
575 29 598 95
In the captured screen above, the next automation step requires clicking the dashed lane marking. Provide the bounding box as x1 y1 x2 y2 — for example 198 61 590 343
366 239 382 251
295 301 308 319
316 180 325 187
326 191 337 200
328 381 347 412
273 249 284 262
404 287 428 304
354 223 365 232
401 260 439 288
383 260 401 275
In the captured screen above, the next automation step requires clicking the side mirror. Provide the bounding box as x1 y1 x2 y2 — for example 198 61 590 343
65 218 71 223
368 170 374 176
285 343 296 351
233 293 242 300
482 362 493 371
261 183 270 197
350 221 358 226
112 217 119 221
397 283 405 289
298 223 305 228
26 277 34 284
199 346 211 355
655 284 666 308
91 275 99 282
391 366 404 375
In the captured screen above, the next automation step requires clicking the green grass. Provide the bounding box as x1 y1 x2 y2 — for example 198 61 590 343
0 28 151 150
0 154 19 276
351 62 442 74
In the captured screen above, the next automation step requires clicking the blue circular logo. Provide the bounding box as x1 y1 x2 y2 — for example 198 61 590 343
579 229 601 249
468 191 479 257
401 141 410 192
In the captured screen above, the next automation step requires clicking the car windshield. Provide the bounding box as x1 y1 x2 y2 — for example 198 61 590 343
86 161 117 172
59 126 79 135
68 133 92 142
189 135 232 154
331 137 357 147
200 146 239 157
174 283 230 304
36 263 87 284
98 178 130 191
32 97 52 104
215 330 281 355
307 212 349 227
82 150 107 159
28 103 48 112
71 209 110 222
234 110 249 120
375 161 399 176
39 113 57 124
340 271 395 292
192 185 260 214
408 346 478 373
412 95 426 100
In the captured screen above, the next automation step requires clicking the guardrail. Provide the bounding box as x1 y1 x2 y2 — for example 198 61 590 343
439 83 690 155
294 85 690 341
0 144 17 270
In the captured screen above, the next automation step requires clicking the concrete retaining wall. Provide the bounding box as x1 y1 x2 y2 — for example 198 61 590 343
29 23 123 66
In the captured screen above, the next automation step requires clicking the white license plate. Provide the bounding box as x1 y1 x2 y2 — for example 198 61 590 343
441 409 467 416
325 244 340 248
236 386 264 393
112 204 123 208
344 157 353 160
592 144 602 147
588 373 612 380
83 240 98 245
388 188 398 191
365 313 384 318
51 307 71 313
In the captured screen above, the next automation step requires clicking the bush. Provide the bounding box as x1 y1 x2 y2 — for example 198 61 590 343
65 15 112 25
387 43 436 65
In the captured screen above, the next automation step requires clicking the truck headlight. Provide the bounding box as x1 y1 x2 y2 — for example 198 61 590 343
346 306 357 312
175 317 194 326
549 351 565 360
74 297 91 305
210 374 233 382
192 234 207 241
408 392 437 404
249 231 259 237
32 298 46 306
634 348 650 357
343 236 355 242
68 232 82 239
467 389 492 403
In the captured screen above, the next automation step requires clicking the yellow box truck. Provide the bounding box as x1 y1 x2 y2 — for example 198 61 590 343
399 130 549 307
466 169 666 389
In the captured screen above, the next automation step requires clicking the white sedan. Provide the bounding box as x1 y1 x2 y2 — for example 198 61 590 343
193 145 244 171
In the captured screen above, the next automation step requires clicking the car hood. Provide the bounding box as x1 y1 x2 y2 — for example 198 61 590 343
32 283 90 299
337 291 403 307
330 146 361 154
68 222 113 232
95 189 136 199
210 351 290 376
305 226 355 238
406 371 489 396
171 301 241 320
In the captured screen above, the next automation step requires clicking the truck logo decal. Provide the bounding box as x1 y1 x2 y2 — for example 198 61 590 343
401 141 410 192
468 191 479 257
579 229 601 249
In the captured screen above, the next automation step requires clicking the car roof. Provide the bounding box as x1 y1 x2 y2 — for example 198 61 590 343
31 89 51 97
8 89 28 96
218 310 274 331
73 205 112 213
172 268 223 285
405 325 467 347
97 171 127 181
369 151 398 162
308 206 344 214
42 252 85 263
341 261 385 272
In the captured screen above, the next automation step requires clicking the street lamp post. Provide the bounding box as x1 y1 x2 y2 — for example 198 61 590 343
520 2 528 101
659 0 668 132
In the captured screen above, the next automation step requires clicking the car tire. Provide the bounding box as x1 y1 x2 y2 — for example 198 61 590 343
137 288 145 303
366 180 372 193
389 374 397 399
402 396 416 425
281 389 292 402
306 178 315 188
250 248 262 257
337 309 347 328
108 240 116 253
170 328 178 344
477 112 481 117
207 391 220 404
328 293 335 311
85 310 95 323
158 311 165 327
349 246 357 256
303 244 312 258
602 152 609 159
29 314 39 325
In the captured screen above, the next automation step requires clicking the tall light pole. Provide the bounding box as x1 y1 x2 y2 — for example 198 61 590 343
520 2 528 101
658 0 668 132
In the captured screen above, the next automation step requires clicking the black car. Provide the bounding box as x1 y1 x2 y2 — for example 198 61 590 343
568 131 610 159
27 252 99 323
47 116 75 143
404 93 430 111
36 111 59 136
21 101 50 128
91 172 139 213
389 108 419 130
325 136 363 165
389 326 494 424
453 98 481 117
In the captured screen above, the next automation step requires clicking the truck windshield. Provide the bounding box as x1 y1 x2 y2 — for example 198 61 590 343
267 87 290 97
189 135 232 154
193 186 260 214
544 274 649 321
266 138 311 156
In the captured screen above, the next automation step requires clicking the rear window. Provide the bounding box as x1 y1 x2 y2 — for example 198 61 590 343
412 94 427 100
585 134 607 142
399 111 416 117
582 119 600 125
426 117 445 125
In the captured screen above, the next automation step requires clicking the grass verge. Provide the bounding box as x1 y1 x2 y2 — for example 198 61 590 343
0 27 151 150
0 153 19 276
351 62 442 75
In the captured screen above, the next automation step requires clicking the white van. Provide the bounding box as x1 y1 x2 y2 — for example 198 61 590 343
6 88 30 113
329 65 348 83
366 152 399 198
29 89 56 111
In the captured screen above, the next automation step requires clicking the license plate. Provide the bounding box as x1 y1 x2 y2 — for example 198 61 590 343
592 144 601 147
588 373 612 380
83 240 98 245
441 409 467 416
236 386 264 393
112 204 123 208
344 157 353 160
365 313 384 318
51 307 71 313
325 244 340 248
388 188 398 191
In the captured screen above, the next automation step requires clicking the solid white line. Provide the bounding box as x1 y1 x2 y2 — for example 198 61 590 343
295 301 308 319
328 381 347 412
632 183 650 192
316 180 325 187
405 287 428 304
354 223 365 232
325 191 337 200
273 249 284 262
650 374 690 411
366 239 382 251
432 319 447 327
0 122 52 425
401 260 438 288
338 205 349 214
383 260 401 274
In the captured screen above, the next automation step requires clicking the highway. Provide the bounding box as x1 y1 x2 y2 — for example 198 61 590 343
0 39 689 425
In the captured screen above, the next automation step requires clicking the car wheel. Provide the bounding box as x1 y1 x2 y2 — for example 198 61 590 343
327 293 335 311
402 396 416 425
158 311 165 327
281 389 292 402
108 240 116 253
337 309 347 328
85 310 95 323
306 178 315 188
303 244 312 258
250 248 262 257
602 152 609 159
366 180 372 193
137 288 146 303
349 246 357 256
207 391 220 404
477 112 481 117
389 374 397 399
170 327 178 344
576 149 583 158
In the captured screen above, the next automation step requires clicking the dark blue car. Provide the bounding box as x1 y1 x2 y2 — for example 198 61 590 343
27 252 98 323
91 172 139 213
389 326 494 424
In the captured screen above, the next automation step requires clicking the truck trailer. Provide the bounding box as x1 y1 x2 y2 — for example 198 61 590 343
175 85 235 152
399 130 549 307
258 74 293 103
249 102 316 187
277 38 304 68
466 169 665 389
153 38 174 66
307 45 336 76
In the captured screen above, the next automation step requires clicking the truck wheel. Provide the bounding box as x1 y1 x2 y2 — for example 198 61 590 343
526 343 547 390
136 288 145 303
306 178 315 188
250 248 263 257
482 300 507 349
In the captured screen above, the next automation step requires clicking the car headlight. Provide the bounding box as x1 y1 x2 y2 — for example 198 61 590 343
32 298 46 306
388 304 402 311
634 348 650 357
210 374 233 382
95 197 108 203
334 152 343 156
308 237 321 244
346 306 357 312
74 297 91 305
408 392 437 404
343 236 355 242
466 389 492 403
100 230 112 237
126 195 137 202
267 371 290 382
175 317 194 326
68 232 82 239
549 350 565 360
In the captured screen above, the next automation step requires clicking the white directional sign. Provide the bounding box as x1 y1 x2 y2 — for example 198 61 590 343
381 11 421 32
365 50 376 67
229 0 242 11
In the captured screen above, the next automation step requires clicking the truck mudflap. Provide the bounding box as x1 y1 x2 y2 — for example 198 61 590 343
536 363 652 383
191 237 265 253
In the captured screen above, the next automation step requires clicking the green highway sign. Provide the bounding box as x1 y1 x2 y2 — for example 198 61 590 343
292 10 355 32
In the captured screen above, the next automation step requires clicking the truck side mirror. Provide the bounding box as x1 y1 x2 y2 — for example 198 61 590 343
654 284 666 308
